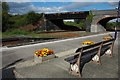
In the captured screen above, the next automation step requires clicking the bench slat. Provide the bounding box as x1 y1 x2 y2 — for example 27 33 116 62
64 54 79 61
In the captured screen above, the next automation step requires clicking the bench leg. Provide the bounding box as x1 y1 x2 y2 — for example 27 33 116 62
91 43 103 65
69 49 83 77
104 41 114 57
69 63 82 77
91 55 101 65
104 49 113 57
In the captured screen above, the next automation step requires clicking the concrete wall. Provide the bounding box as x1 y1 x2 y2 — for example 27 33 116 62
91 24 106 32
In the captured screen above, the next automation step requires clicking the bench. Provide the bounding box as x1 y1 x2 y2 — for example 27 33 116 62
64 38 115 77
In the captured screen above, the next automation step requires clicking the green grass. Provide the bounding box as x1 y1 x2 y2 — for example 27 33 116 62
2 30 53 38
28 32 53 37
0 32 2 38
64 21 85 30
2 30 107 39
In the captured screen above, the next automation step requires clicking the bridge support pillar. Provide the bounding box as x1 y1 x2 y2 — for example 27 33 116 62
86 18 91 32
91 24 106 32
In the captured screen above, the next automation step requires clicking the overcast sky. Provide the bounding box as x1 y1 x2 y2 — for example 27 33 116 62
3 0 119 15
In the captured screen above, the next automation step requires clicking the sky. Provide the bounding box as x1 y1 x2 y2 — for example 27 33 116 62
6 1 119 15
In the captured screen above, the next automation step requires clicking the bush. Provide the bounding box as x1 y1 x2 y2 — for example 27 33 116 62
3 10 43 32
106 22 120 30
26 11 42 25
64 20 86 30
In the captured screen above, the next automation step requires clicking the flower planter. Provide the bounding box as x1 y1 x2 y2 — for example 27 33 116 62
34 54 56 63
34 48 55 63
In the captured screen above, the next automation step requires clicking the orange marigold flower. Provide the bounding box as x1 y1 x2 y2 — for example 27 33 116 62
103 37 112 39
34 48 54 57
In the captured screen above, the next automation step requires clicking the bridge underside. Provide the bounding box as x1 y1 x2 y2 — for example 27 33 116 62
98 17 118 29
44 11 89 31
47 19 81 31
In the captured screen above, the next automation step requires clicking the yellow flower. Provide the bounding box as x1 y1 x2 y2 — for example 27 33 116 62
82 41 94 45
43 54 47 56
35 51 39 55
42 48 49 52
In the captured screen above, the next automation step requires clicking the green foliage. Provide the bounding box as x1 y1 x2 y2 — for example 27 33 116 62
2 2 10 32
9 14 28 28
0 1 1 30
9 11 43 29
2 11 10 32
2 2 9 12
2 10 43 32
106 22 120 30
64 20 86 30
87 10 95 22
74 19 86 25
74 19 80 24
2 30 53 38
2 2 43 32
26 11 42 25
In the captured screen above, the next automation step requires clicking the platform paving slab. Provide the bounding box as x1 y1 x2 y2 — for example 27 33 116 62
14 56 76 78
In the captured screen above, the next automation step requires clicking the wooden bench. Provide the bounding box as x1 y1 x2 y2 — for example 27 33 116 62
64 38 115 77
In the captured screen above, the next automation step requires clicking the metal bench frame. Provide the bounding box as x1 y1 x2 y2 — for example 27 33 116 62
65 39 115 77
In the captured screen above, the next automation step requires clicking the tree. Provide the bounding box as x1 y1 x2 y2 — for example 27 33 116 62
26 11 40 25
2 2 10 32
2 11 10 32
87 10 95 22
2 2 9 12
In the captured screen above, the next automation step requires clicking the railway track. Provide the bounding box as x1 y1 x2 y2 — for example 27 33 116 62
1 36 59 47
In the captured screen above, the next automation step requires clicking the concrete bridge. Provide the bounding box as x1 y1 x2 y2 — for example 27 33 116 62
40 9 119 32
